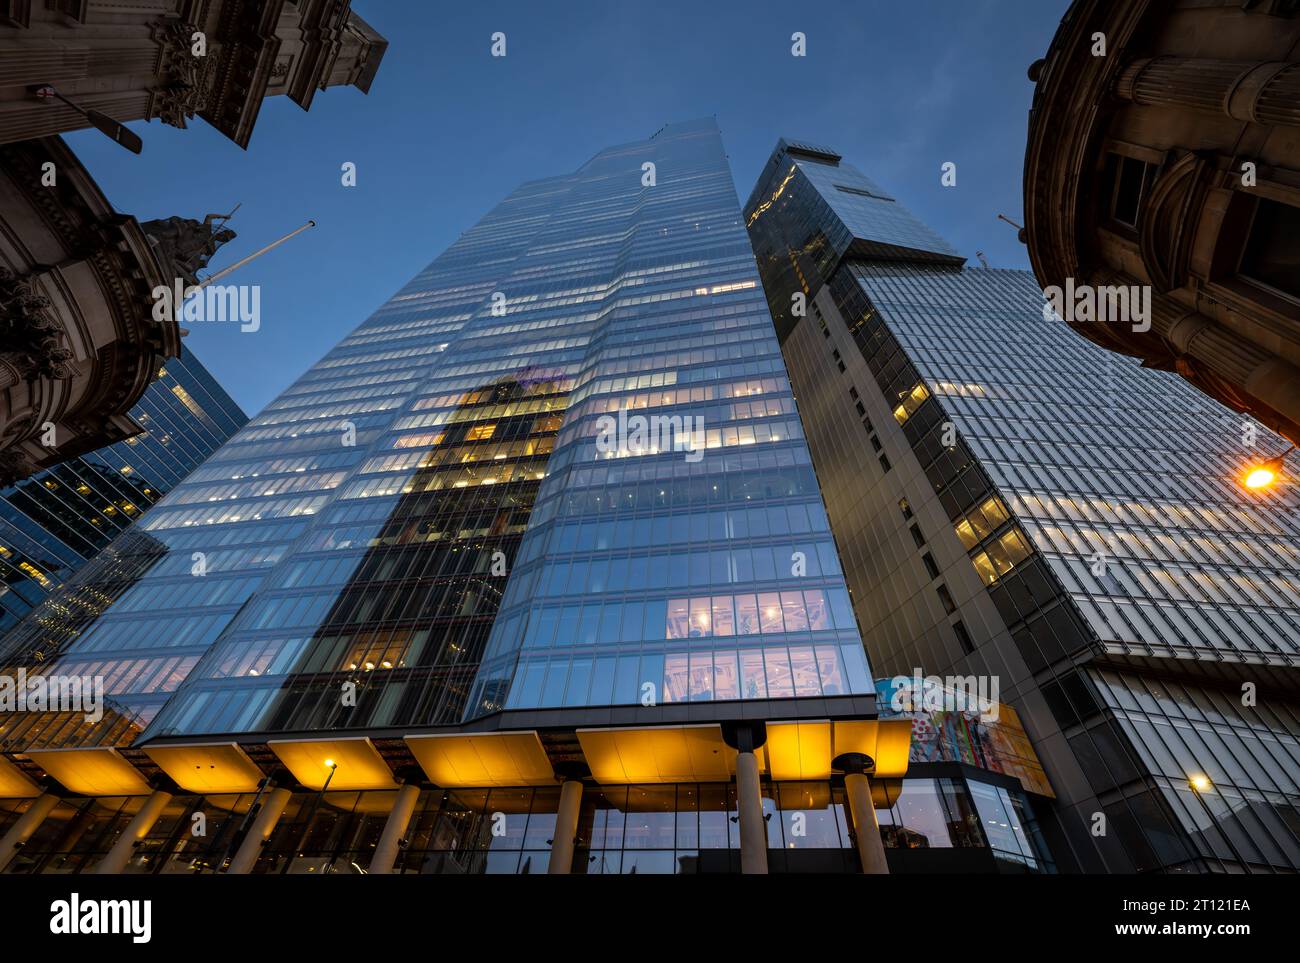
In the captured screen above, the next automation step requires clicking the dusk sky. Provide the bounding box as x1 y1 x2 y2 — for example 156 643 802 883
66 0 1065 416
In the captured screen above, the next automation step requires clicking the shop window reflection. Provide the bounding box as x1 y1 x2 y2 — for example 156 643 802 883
622 786 677 849
968 780 1040 867
774 782 850 849
939 778 985 848
12 777 1059 876
878 778 984 850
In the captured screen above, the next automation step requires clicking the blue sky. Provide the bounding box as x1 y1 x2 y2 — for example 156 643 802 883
66 0 1065 416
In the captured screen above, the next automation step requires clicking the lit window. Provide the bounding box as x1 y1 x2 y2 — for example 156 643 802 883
892 382 930 425
171 384 205 419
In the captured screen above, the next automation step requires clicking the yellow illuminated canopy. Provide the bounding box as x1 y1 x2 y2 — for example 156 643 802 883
406 731 555 788
761 719 911 780
832 719 913 778
267 737 396 791
144 742 266 794
26 747 152 796
0 753 40 799
578 725 737 784
762 721 834 780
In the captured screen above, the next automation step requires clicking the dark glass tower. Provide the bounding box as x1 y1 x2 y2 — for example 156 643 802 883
746 139 1300 873
0 349 246 634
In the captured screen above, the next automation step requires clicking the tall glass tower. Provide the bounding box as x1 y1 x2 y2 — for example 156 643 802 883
0 121 931 877
746 139 1300 874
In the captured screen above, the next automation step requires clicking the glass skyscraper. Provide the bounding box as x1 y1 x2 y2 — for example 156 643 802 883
0 349 246 634
746 139 1300 873
0 120 979 876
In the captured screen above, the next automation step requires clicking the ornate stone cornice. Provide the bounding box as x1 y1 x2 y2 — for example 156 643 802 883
148 18 219 130
202 0 286 149
288 0 352 110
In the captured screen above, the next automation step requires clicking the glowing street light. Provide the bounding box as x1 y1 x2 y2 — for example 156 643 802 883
1244 464 1277 489
1189 774 1212 792
1241 445 1295 491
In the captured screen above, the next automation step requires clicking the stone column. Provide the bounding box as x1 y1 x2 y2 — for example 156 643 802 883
547 777 584 875
0 792 59 872
368 782 421 875
226 786 292 875
835 752 889 874
1115 57 1300 128
721 722 770 874
735 748 769 874
94 789 173 874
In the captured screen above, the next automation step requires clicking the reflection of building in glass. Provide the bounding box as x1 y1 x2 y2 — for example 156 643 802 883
146 370 567 737
746 138 1300 873
1 349 246 634
0 526 172 752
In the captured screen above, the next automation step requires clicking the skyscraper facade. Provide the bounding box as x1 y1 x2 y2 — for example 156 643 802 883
1 120 1010 876
0 348 247 634
746 139 1300 873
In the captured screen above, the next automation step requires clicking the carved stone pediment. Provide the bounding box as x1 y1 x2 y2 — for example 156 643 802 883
149 19 219 130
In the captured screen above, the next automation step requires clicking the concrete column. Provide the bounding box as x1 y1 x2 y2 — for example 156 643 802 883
226 787 292 875
736 749 769 874
835 752 889 874
547 777 584 875
368 782 421 875
94 789 172 875
0 792 59 873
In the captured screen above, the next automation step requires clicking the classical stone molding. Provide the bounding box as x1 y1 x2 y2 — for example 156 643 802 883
1137 151 1215 293
148 18 218 130
1116 57 1300 128
0 137 179 483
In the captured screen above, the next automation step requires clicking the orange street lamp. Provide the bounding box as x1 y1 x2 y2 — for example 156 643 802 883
1242 445 1294 491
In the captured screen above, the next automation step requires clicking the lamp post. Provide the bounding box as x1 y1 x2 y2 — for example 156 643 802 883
29 85 143 154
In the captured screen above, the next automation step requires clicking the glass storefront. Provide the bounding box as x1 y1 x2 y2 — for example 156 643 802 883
0 772 1054 875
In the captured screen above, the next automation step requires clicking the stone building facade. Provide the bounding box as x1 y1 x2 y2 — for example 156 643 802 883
1 0 386 149
1 136 234 484
1024 0 1300 448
